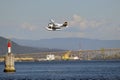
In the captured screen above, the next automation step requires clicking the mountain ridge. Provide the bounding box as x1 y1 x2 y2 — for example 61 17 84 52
12 37 120 50
0 36 63 55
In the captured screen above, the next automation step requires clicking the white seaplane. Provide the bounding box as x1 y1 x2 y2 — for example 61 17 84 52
46 19 68 31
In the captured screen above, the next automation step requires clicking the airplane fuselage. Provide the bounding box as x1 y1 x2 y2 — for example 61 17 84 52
46 20 68 31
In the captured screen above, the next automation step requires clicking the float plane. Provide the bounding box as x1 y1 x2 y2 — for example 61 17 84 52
46 19 68 31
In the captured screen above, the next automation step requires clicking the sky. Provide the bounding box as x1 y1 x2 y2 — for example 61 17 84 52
0 0 120 40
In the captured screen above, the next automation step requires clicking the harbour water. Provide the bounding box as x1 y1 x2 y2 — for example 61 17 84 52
0 60 120 80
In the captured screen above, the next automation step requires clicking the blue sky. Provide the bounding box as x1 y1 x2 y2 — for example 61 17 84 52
0 0 120 40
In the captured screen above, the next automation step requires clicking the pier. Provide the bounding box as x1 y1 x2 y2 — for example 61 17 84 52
0 48 120 62
14 48 120 61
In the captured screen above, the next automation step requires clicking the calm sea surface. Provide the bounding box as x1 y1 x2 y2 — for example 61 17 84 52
0 60 120 80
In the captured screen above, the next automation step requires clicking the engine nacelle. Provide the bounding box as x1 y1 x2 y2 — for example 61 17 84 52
48 23 53 27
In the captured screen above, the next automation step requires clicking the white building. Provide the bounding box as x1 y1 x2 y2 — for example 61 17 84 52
46 54 55 60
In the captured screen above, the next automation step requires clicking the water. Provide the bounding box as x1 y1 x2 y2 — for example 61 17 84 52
0 60 120 80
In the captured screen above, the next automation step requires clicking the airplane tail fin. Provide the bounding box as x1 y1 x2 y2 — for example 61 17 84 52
63 22 68 27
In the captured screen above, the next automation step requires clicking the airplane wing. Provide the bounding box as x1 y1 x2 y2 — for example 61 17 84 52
50 19 54 23
49 19 56 26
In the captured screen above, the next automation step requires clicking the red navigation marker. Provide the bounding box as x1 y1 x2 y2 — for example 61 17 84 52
8 40 11 53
